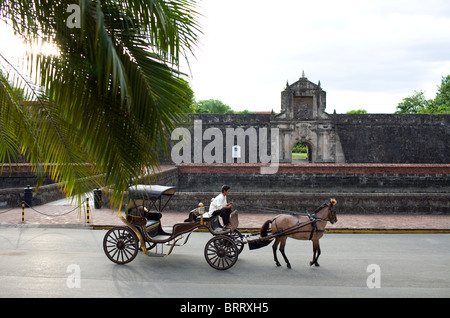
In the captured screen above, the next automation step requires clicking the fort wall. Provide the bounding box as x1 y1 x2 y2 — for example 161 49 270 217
1 164 448 214
170 164 449 214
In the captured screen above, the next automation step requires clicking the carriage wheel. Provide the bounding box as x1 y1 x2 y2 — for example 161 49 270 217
103 227 139 265
229 230 244 254
204 235 238 270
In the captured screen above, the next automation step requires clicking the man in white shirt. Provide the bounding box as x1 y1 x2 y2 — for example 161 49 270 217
205 185 233 229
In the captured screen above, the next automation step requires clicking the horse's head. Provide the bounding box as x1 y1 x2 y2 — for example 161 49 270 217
315 199 337 224
327 198 337 224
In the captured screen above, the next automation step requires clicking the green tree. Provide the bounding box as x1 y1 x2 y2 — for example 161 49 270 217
0 0 202 208
193 99 234 114
235 109 254 114
395 90 431 114
346 109 367 114
431 75 450 114
396 76 450 114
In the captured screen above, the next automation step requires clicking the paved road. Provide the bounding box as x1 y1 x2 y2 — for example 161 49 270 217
0 227 449 299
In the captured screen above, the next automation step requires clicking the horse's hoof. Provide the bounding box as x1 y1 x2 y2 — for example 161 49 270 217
315 263 320 267
276 262 281 267
287 264 291 269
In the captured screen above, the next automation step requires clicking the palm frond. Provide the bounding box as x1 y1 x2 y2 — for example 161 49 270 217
0 0 201 209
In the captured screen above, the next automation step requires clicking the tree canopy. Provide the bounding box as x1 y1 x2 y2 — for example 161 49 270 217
346 109 367 114
396 75 450 114
190 99 234 114
0 0 202 208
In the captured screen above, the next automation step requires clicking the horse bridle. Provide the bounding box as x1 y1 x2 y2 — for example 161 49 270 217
314 204 337 224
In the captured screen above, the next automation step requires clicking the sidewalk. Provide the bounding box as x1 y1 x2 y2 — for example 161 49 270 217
1 199 450 232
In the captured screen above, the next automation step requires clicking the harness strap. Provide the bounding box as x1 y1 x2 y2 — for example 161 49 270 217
308 214 317 240
271 217 326 240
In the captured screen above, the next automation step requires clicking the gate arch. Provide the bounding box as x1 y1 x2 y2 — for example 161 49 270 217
292 140 313 163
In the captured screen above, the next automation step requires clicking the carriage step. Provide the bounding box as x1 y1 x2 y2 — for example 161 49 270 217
149 234 172 242
211 226 231 235
165 235 184 246
146 236 185 257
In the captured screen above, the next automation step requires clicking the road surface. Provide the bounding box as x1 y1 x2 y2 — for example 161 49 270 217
0 226 449 299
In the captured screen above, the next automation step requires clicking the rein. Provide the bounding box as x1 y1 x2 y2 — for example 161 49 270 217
240 204 327 217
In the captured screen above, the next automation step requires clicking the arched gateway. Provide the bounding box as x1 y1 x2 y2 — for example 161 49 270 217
275 72 345 163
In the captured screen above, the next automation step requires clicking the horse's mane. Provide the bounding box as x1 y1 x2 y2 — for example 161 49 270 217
284 203 328 217
312 203 328 214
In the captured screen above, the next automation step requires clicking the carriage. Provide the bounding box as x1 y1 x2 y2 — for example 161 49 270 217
103 185 244 270
103 184 338 270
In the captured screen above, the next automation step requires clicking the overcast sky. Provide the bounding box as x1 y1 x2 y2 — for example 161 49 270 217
182 0 450 113
1 0 450 114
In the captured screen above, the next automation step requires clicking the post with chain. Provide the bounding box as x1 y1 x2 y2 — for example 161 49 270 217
21 201 25 224
86 198 90 224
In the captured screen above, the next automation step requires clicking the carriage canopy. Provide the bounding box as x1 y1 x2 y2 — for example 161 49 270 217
128 185 176 201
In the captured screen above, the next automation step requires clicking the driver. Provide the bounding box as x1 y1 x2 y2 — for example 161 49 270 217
204 185 234 229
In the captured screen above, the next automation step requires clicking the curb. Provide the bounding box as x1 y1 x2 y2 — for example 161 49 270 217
237 228 450 234
92 225 450 234
0 223 94 229
2 223 450 234
325 228 450 234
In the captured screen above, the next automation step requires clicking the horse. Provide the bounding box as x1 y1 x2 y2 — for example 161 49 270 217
260 199 337 269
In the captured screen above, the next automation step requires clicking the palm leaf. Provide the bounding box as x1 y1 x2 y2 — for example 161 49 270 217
0 0 201 209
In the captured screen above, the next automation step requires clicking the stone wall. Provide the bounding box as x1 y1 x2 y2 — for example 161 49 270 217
0 164 65 207
0 165 179 209
334 114 450 163
0 183 65 208
0 165 54 189
177 164 449 193
163 113 276 165
171 164 450 214
161 113 450 165
167 192 449 215
136 166 179 188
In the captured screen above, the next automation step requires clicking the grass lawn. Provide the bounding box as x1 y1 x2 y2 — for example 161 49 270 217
292 152 307 159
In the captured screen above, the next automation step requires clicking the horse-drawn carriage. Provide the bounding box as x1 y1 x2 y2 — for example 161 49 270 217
103 184 337 270
103 185 244 270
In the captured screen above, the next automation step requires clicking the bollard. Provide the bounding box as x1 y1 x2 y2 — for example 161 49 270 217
93 188 102 209
24 185 32 208
22 202 25 223
86 198 90 224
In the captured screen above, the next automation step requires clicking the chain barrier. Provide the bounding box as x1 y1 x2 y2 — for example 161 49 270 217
0 199 90 224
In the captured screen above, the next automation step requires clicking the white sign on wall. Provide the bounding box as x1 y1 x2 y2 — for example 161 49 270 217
232 145 241 159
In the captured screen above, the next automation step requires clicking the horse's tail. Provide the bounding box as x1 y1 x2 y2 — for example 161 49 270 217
260 219 273 237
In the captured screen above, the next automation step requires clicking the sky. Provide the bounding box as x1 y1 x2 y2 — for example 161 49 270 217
181 0 450 113
1 0 450 114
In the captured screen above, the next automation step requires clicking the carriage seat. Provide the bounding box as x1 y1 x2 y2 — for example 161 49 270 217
145 219 160 228
127 214 160 229
127 215 157 226
126 214 161 238
184 208 217 222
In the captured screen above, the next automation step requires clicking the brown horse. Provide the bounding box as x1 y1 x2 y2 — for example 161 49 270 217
260 199 337 269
